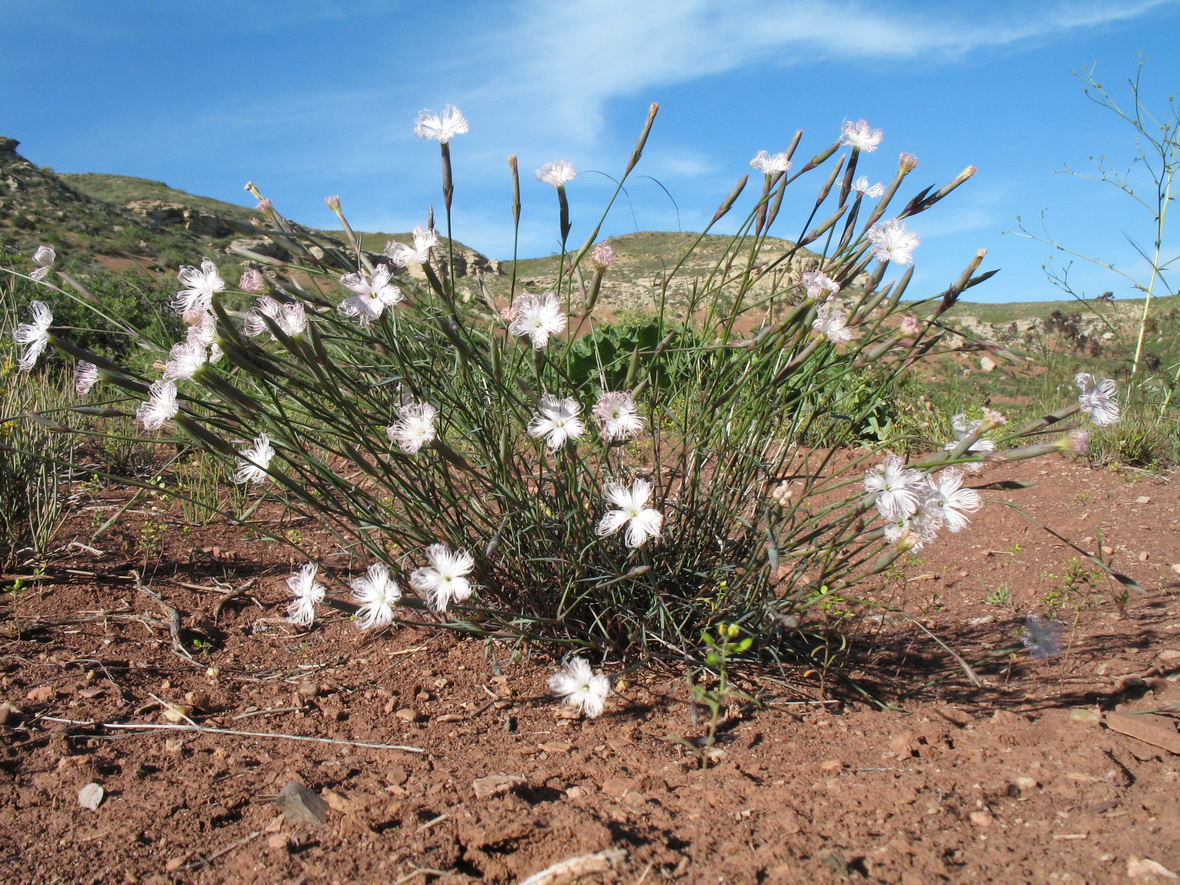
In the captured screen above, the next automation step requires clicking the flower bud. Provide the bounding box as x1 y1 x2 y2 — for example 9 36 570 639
590 242 616 271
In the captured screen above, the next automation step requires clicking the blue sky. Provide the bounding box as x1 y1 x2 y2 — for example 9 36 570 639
3 0 1179 303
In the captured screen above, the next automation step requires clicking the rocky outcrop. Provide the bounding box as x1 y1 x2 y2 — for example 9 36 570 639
124 200 232 238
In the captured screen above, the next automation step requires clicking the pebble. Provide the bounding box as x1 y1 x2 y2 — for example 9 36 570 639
473 774 526 800
78 782 104 810
275 780 329 827
969 809 994 827
395 708 423 723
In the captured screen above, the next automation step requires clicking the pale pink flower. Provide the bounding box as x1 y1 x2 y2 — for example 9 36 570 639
1075 372 1120 426
593 391 644 442
929 468 982 533
30 245 55 280
851 176 885 199
239 269 265 294
233 432 275 486
245 297 307 339
163 340 207 381
549 658 610 718
590 242 616 271
508 291 566 350
812 301 853 344
410 544 475 614
415 105 468 143
536 160 577 187
386 226 439 266
137 379 179 431
867 219 920 266
864 454 925 520
597 478 663 548
529 394 585 450
840 119 883 152
750 150 791 175
15 300 52 371
800 270 840 300
339 265 403 325
174 259 225 323
387 400 437 455
944 413 996 473
898 153 920 172
883 500 943 551
351 563 401 631
75 361 99 396
286 563 325 627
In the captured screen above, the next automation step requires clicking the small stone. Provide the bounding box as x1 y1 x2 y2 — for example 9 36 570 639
1139 551 1149 562
267 833 290 852
969 810 994 827
979 356 996 372
565 785 587 799
1012 776 1038 791
297 682 320 700
78 782 105 810
164 856 189 873
1171 564 1180 576
937 706 973 727
0 702 25 727
1135 496 1151 505
473 774 526 800
275 780 329 827
1068 708 1101 724
820 759 843 771
394 708 422 723
25 685 57 703
538 742 573 754
160 703 193 724
1127 856 1180 879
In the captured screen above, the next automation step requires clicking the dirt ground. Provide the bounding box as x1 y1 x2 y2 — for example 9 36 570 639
2 454 1179 884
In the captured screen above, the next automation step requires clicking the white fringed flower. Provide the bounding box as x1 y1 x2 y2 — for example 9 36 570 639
867 219 920 266
528 394 585 450
593 391 644 442
387 400 437 455
339 265 403 325
15 300 52 371
286 563 325 627
801 270 840 301
163 340 207 381
549 657 610 718
75 361 99 396
233 432 275 486
750 150 791 175
136 379 179 431
174 259 225 323
351 563 401 631
415 105 468 143
944 413 996 472
508 291 566 350
812 301 853 344
929 468 982 533
386 225 439 266
597 478 663 548
864 454 925 520
410 544 475 614
1075 372 1120 426
30 245 55 281
536 160 577 187
851 176 885 198
839 119 883 152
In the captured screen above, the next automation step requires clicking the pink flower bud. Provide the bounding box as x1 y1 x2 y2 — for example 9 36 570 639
590 243 616 271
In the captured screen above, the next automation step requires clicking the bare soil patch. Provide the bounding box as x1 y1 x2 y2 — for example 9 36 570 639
2 457 1179 883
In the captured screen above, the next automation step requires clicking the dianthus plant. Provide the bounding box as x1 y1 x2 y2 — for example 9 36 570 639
15 102 1122 664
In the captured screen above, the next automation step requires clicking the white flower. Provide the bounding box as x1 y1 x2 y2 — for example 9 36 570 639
851 176 885 199
415 105 468 143
410 544 475 614
529 394 585 450
386 225 439 266
597 478 663 548
351 563 401 631
883 500 943 550
864 454 925 520
286 562 326 627
339 264 403 325
593 391 644 442
839 119 883 152
233 432 275 486
30 245 55 280
184 312 222 364
239 268 265 293
508 291 566 350
812 301 853 344
75 361 99 396
800 270 840 301
1075 372 1120 426
929 468 982 533
136 379 179 431
387 400 437 454
867 219 920 266
14 300 52 371
247 297 308 339
944 413 996 472
163 340 207 381
750 150 791 175
174 259 225 323
549 657 610 719
536 160 577 187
